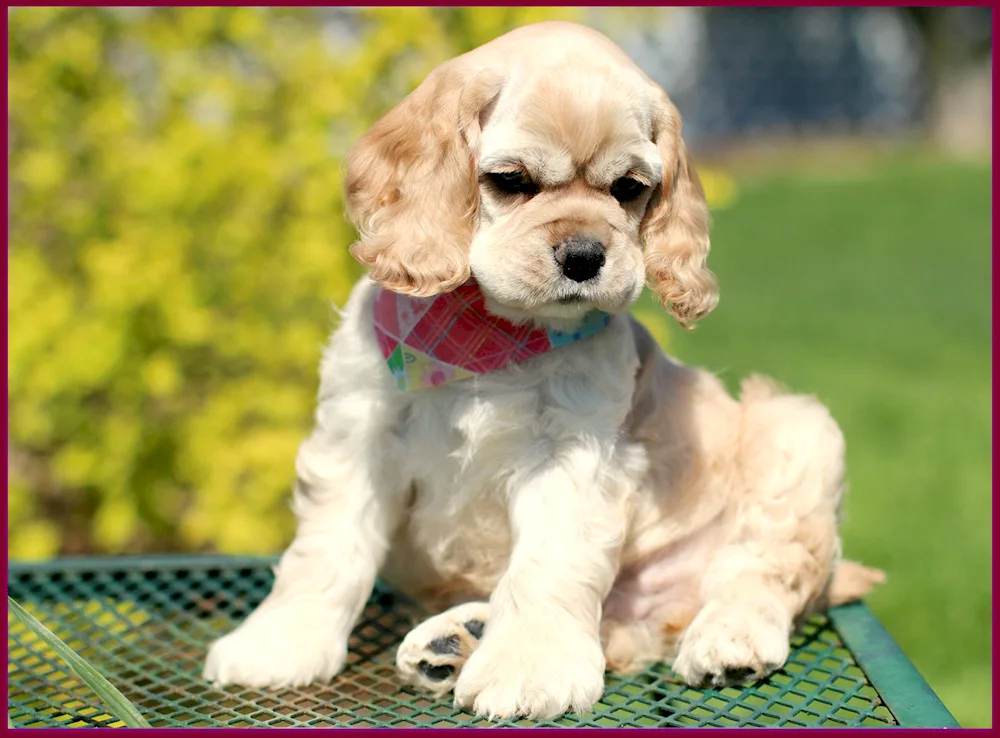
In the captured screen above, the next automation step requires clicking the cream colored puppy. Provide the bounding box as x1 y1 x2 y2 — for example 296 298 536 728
203 21 883 720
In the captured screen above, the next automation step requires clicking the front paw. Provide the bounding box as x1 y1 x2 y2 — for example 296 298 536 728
672 603 790 689
203 599 348 689
396 602 490 696
453 620 606 720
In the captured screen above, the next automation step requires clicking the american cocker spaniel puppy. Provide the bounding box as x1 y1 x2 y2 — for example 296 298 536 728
203 21 884 720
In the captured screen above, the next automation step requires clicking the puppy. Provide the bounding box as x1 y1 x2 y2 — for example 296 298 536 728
203 21 883 720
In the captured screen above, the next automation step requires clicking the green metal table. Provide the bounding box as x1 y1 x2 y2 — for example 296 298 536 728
7 555 958 728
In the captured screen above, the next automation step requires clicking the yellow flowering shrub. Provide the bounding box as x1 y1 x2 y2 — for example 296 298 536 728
8 7 733 559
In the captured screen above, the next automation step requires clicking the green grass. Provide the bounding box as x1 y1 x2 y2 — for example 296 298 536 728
640 156 991 727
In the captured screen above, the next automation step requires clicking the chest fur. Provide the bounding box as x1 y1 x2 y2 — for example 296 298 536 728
383 322 643 597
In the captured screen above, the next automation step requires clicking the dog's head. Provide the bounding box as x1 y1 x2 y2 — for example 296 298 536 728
345 21 718 329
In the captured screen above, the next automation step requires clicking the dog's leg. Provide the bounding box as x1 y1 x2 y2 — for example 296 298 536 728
673 379 849 688
203 427 407 689
453 450 629 720
671 563 801 688
396 601 491 695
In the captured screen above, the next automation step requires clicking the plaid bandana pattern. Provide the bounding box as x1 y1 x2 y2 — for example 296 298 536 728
372 282 613 391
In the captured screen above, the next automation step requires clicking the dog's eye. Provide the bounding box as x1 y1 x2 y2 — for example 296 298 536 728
610 177 646 203
484 170 539 197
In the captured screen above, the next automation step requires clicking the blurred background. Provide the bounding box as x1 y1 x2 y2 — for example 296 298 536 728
7 6 990 727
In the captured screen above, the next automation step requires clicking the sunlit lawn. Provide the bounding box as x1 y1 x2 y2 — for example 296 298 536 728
636 155 991 727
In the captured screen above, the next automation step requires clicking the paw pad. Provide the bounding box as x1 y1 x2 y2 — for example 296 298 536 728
723 666 756 683
418 660 456 681
464 620 485 639
429 635 461 655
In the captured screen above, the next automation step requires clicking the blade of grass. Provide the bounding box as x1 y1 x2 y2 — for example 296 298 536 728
7 596 151 728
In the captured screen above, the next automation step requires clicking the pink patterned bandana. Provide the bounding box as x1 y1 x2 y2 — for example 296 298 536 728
372 281 612 391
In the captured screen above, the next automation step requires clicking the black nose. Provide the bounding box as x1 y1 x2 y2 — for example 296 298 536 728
554 238 605 283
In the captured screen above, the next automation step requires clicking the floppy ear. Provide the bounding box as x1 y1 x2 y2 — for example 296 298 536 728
641 97 719 329
345 64 505 297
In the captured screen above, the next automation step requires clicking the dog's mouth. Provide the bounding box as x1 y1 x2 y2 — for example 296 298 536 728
557 294 585 305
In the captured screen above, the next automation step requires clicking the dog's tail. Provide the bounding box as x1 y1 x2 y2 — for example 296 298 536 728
826 559 887 607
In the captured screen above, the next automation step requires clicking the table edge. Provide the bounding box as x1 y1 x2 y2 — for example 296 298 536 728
828 602 960 728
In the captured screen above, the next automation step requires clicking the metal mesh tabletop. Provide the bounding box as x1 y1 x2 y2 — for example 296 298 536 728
7 555 957 728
